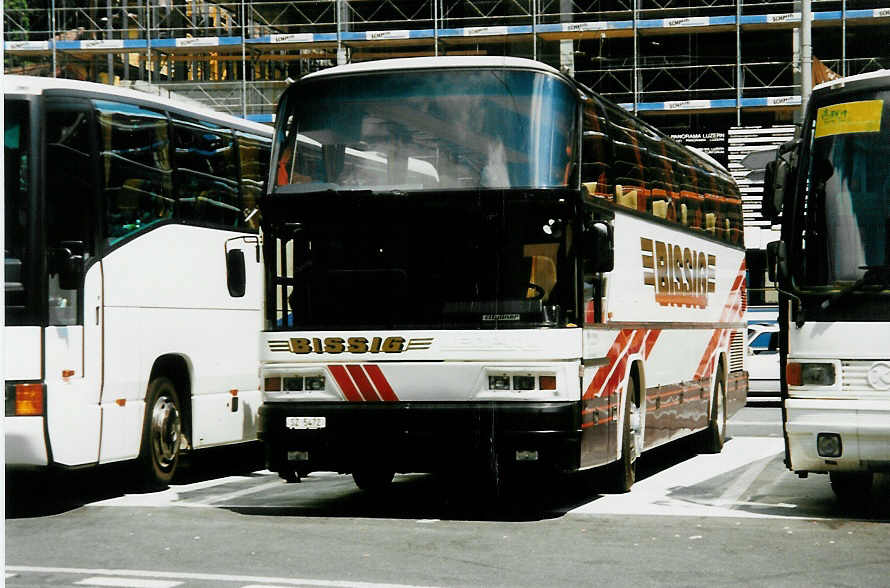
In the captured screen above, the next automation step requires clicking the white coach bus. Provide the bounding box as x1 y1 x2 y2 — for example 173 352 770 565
4 76 272 486
763 70 890 500
258 57 748 491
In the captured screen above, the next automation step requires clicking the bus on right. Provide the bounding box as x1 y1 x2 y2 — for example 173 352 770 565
763 69 890 501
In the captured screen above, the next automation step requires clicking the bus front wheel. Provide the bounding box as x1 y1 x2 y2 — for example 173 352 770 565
139 376 183 488
352 468 395 491
829 471 873 502
611 379 638 493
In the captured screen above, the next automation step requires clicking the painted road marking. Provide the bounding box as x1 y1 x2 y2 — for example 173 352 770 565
7 566 439 588
75 577 183 587
570 437 787 519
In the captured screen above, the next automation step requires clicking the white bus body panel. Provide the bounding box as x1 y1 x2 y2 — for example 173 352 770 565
262 329 582 403
785 321 890 472
5 326 42 380
5 327 48 465
101 224 262 459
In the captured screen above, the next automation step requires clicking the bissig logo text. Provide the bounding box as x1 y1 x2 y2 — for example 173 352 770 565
641 237 715 308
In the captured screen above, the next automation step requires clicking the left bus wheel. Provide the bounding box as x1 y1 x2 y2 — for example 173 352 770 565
139 376 183 488
701 368 726 454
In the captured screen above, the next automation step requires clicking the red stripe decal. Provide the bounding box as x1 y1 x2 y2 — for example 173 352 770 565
346 365 380 402
584 329 635 399
364 364 399 402
329 365 362 402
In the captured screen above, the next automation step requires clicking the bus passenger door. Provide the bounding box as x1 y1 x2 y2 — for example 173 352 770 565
42 100 104 467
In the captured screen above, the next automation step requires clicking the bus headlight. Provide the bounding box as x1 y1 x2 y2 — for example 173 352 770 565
786 362 836 386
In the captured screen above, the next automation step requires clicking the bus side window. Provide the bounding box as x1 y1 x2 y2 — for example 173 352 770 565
96 101 173 244
173 117 240 227
45 102 97 326
237 132 270 230
580 100 612 200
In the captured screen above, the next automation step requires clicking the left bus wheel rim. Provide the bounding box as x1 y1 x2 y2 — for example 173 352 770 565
717 382 726 439
151 395 181 470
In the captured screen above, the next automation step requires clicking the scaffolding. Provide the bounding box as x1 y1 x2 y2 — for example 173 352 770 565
5 0 890 121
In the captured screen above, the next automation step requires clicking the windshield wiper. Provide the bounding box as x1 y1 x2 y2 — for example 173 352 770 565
820 265 890 311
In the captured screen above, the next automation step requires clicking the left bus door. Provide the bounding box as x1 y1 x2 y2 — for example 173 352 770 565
42 99 104 467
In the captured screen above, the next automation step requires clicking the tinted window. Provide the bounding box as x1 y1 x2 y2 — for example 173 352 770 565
237 131 270 230
96 100 173 244
5 100 31 324
46 104 96 325
173 117 240 226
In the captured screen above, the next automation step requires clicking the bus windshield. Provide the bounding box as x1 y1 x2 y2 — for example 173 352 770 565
273 68 578 191
5 100 32 325
800 90 890 289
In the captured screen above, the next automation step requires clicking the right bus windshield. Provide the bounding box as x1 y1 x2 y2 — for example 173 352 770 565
800 90 890 287
5 100 32 325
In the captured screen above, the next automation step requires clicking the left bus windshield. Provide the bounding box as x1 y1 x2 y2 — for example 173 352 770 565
800 90 890 287
5 100 32 325
274 68 578 191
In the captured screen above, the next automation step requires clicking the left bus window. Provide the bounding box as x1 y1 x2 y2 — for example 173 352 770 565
173 117 240 226
46 104 96 325
96 101 173 244
5 101 31 325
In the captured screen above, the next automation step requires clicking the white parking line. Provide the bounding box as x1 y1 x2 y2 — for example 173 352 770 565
570 437 788 519
75 577 183 587
7 566 438 588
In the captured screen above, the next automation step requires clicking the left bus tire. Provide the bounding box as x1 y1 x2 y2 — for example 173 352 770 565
139 376 183 488
700 368 726 454
829 472 873 502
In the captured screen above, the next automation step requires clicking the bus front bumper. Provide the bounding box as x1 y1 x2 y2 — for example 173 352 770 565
785 398 890 473
258 401 581 475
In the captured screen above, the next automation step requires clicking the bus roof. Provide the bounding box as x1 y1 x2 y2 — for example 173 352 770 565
300 56 564 82
4 74 272 136
813 69 890 93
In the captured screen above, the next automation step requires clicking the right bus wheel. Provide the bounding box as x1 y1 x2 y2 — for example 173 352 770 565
138 376 183 489
829 471 873 502
701 368 726 454
612 379 638 493
352 469 394 491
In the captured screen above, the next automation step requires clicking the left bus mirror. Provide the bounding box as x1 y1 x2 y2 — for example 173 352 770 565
54 241 86 290
584 220 614 273
226 249 246 298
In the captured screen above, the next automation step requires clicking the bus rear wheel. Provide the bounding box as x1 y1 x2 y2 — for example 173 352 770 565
700 368 726 454
139 376 183 488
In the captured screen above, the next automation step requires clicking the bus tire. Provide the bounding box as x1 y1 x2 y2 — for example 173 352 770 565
611 379 638 493
352 469 394 491
829 471 873 502
701 367 726 454
139 376 183 488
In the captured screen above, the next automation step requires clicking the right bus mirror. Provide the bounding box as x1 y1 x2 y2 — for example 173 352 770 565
766 240 788 284
762 158 788 222
584 220 614 273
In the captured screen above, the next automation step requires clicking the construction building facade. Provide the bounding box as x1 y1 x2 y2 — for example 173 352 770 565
5 0 890 300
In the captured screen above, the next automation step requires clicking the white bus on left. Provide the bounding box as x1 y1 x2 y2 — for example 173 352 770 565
4 76 272 486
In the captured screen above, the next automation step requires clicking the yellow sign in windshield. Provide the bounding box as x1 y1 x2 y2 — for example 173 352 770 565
815 100 884 138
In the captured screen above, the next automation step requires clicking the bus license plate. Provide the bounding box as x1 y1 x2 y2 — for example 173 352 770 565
286 416 326 430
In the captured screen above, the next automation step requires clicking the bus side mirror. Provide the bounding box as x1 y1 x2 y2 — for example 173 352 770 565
762 159 788 222
54 241 86 290
584 220 614 273
766 240 788 285
226 249 246 298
